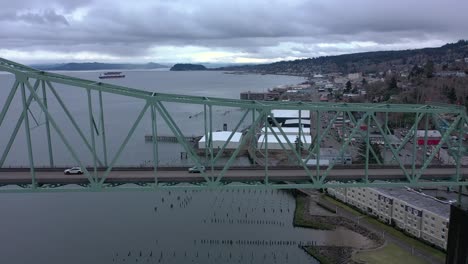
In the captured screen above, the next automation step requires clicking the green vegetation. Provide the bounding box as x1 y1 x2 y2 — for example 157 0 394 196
35 62 167 71
170 63 207 71
354 243 427 264
356 142 383 164
323 195 446 262
293 195 334 230
304 247 333 264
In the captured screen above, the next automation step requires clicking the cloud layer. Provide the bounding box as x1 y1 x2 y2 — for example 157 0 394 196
1 0 467 63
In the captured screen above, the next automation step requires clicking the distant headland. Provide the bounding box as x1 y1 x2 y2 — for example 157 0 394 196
170 63 207 71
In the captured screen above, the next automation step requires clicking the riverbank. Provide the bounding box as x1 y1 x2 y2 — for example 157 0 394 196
293 192 384 263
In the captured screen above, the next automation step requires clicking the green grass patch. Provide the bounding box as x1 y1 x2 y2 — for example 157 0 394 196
324 195 446 262
294 195 334 230
354 243 428 264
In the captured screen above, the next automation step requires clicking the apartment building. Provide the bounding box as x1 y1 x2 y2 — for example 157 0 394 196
327 185 450 249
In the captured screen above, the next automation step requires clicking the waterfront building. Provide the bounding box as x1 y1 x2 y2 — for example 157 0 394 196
198 131 242 149
327 185 451 249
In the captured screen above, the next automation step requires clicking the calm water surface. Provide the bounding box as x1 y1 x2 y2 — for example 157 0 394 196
0 71 373 264
0 70 304 167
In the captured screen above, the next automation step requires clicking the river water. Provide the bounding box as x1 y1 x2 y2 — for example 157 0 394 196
0 71 372 263
0 70 303 167
0 189 375 264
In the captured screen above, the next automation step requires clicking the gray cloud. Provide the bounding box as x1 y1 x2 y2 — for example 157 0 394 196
0 0 467 63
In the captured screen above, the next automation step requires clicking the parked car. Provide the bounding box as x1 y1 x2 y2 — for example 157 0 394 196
188 166 205 173
64 167 83 175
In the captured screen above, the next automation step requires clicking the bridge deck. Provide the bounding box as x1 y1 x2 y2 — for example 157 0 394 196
0 167 466 185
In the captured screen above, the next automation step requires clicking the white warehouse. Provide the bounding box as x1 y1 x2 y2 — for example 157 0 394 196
257 134 312 150
198 131 242 149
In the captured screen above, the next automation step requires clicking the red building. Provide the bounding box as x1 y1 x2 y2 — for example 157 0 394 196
416 130 442 145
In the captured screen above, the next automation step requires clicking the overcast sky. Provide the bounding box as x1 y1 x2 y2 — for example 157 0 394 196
0 0 467 64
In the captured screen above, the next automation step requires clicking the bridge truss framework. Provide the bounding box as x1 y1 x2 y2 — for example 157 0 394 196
0 58 467 193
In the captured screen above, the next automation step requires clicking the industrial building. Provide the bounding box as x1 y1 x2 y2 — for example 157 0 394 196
198 131 242 149
261 126 310 135
257 134 312 150
269 109 310 126
416 130 442 145
327 185 451 249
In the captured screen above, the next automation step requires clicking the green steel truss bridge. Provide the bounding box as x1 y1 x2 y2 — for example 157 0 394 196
0 57 467 193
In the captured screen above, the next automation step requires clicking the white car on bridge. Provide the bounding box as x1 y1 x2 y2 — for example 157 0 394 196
188 166 205 173
64 167 83 175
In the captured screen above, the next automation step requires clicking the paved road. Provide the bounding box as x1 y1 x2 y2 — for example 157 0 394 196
0 167 466 185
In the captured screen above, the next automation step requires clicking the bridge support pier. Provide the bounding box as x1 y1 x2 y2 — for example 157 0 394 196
446 203 468 264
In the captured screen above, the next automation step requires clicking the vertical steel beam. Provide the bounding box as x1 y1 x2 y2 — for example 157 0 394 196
264 110 269 184
384 111 389 164
20 82 36 188
423 113 429 164
0 80 19 127
411 113 420 179
204 105 208 163
87 89 97 179
98 90 108 167
42 80 54 167
150 105 158 186
251 108 256 153
365 113 370 182
316 110 320 181
209 105 214 177
455 116 463 182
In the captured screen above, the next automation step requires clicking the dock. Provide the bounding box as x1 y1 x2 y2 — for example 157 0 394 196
145 135 201 143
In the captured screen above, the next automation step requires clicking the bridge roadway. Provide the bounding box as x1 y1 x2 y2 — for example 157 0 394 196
0 166 466 185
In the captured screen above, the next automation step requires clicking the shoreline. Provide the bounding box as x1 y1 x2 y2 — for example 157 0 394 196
293 191 384 263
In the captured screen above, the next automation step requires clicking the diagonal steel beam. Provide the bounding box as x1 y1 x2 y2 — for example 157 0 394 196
46 81 104 167
414 116 462 181
154 101 212 183
390 112 425 162
98 102 150 185
346 111 382 165
215 109 266 184
0 80 19 127
320 112 371 182
0 79 40 168
370 114 412 182
22 77 95 184
212 109 249 164
269 116 317 184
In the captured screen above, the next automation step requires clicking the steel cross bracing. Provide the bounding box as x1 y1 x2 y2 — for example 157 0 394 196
0 57 467 193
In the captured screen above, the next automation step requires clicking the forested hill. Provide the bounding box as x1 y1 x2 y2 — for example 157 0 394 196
33 62 168 71
216 40 468 75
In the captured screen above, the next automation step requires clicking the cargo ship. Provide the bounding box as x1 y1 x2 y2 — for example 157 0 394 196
99 72 125 79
